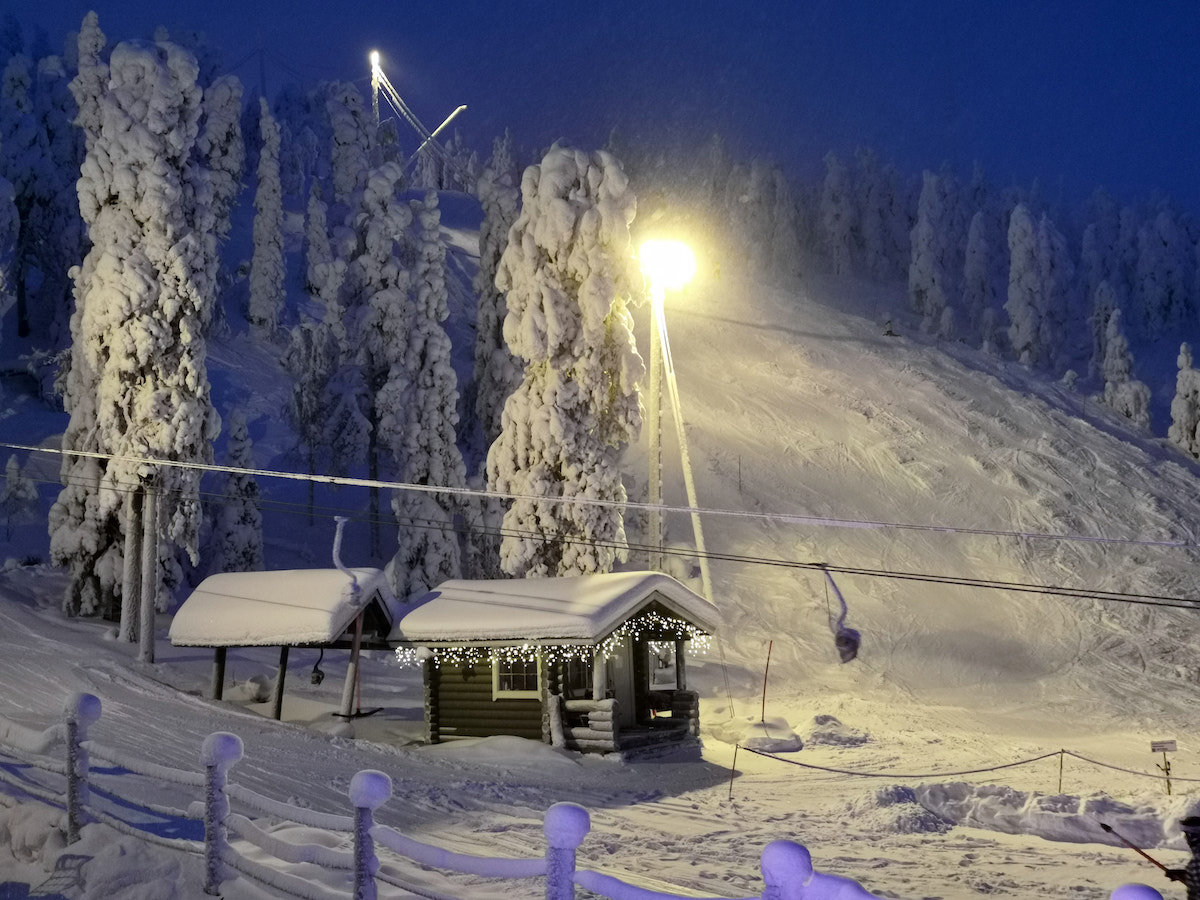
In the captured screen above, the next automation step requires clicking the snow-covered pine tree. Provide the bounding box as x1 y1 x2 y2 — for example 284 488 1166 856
487 146 644 578
1101 307 1151 431
1078 189 1121 312
962 209 999 345
1005 204 1042 367
908 170 963 338
282 318 336 521
326 81 371 206
1134 209 1193 340
29 53 84 346
211 411 263 573
820 152 855 275
472 166 521 458
1034 212 1074 373
855 148 893 279
0 454 37 540
769 166 803 282
197 74 244 246
344 160 411 556
304 181 349 357
0 174 15 341
248 97 284 336
487 128 518 188
385 191 467 598
0 53 43 338
50 32 220 619
1088 280 1120 381
1169 342 1200 458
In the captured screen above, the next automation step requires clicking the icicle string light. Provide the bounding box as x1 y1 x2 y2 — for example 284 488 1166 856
393 612 711 668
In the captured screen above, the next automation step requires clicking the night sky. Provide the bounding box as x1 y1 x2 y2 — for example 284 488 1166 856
15 1 1200 211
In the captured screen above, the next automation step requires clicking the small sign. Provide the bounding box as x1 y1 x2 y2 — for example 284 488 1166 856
1152 740 1177 753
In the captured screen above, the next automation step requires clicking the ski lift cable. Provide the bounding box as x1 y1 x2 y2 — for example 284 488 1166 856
21 466 1200 611
3 441 1194 554
374 66 470 181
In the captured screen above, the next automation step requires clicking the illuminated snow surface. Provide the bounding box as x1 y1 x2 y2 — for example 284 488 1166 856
5 262 1200 898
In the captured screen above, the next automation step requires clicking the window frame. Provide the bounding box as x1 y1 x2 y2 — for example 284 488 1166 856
491 651 542 700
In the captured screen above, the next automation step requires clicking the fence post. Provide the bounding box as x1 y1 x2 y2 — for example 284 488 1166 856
350 770 391 900
201 732 243 896
64 692 101 844
759 839 810 900
543 802 590 900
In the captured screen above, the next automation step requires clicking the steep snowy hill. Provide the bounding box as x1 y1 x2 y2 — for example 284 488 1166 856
664 265 1200 741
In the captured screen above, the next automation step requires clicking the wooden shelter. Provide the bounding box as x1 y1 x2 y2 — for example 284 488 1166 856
168 568 400 720
390 571 720 755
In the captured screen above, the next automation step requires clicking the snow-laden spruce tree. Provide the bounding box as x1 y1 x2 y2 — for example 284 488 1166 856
248 97 284 336
769 167 803 282
1101 308 1151 431
962 209 999 345
472 166 521 456
0 174 15 341
282 318 337 520
1088 280 1120 380
343 160 411 556
487 146 644 578
908 170 964 337
385 191 467 598
211 411 263 573
1135 209 1193 340
855 149 900 280
30 54 84 346
303 182 349 358
1169 343 1200 459
197 74 244 246
1006 204 1048 368
0 53 42 338
50 33 220 618
0 454 37 540
820 152 855 275
326 81 371 205
1034 212 1074 372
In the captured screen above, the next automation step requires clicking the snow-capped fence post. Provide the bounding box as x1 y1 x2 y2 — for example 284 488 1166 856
543 802 589 900
350 769 390 900
64 692 101 843
760 840 809 900
202 731 243 896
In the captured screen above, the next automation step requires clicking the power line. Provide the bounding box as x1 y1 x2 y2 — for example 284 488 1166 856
14 450 1200 611
3 442 1191 553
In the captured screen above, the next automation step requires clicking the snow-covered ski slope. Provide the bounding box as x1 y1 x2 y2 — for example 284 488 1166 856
665 263 1200 743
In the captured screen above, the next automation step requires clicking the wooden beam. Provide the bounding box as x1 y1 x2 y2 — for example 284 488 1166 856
272 645 289 720
211 646 226 700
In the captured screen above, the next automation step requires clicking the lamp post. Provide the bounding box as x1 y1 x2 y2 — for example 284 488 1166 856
639 240 705 592
369 50 381 126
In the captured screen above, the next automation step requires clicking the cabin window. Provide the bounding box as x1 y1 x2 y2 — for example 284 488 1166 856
648 642 678 691
493 655 541 699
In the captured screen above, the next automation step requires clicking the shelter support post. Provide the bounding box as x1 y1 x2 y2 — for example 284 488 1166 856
272 645 289 720
592 648 606 701
675 638 687 690
211 647 226 700
339 613 363 719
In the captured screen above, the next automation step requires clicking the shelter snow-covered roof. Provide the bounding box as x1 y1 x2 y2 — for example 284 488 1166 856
169 568 399 647
390 571 720 645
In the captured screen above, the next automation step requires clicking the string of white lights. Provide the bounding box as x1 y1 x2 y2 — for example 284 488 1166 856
3 440 1191 552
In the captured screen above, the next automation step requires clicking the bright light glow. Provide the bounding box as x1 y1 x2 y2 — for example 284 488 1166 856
640 240 696 292
369 50 381 70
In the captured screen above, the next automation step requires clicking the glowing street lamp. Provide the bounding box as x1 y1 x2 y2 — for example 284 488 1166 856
639 240 710 601
369 50 381 125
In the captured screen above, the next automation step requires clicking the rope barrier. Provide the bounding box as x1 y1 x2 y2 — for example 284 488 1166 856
738 745 1200 784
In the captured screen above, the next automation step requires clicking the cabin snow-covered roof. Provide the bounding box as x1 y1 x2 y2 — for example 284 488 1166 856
169 568 399 647
390 571 720 645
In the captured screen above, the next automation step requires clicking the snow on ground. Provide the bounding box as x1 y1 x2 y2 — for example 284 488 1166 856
5 262 1200 898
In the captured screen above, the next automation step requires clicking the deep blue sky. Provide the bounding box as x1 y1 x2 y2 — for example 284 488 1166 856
16 1 1200 212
